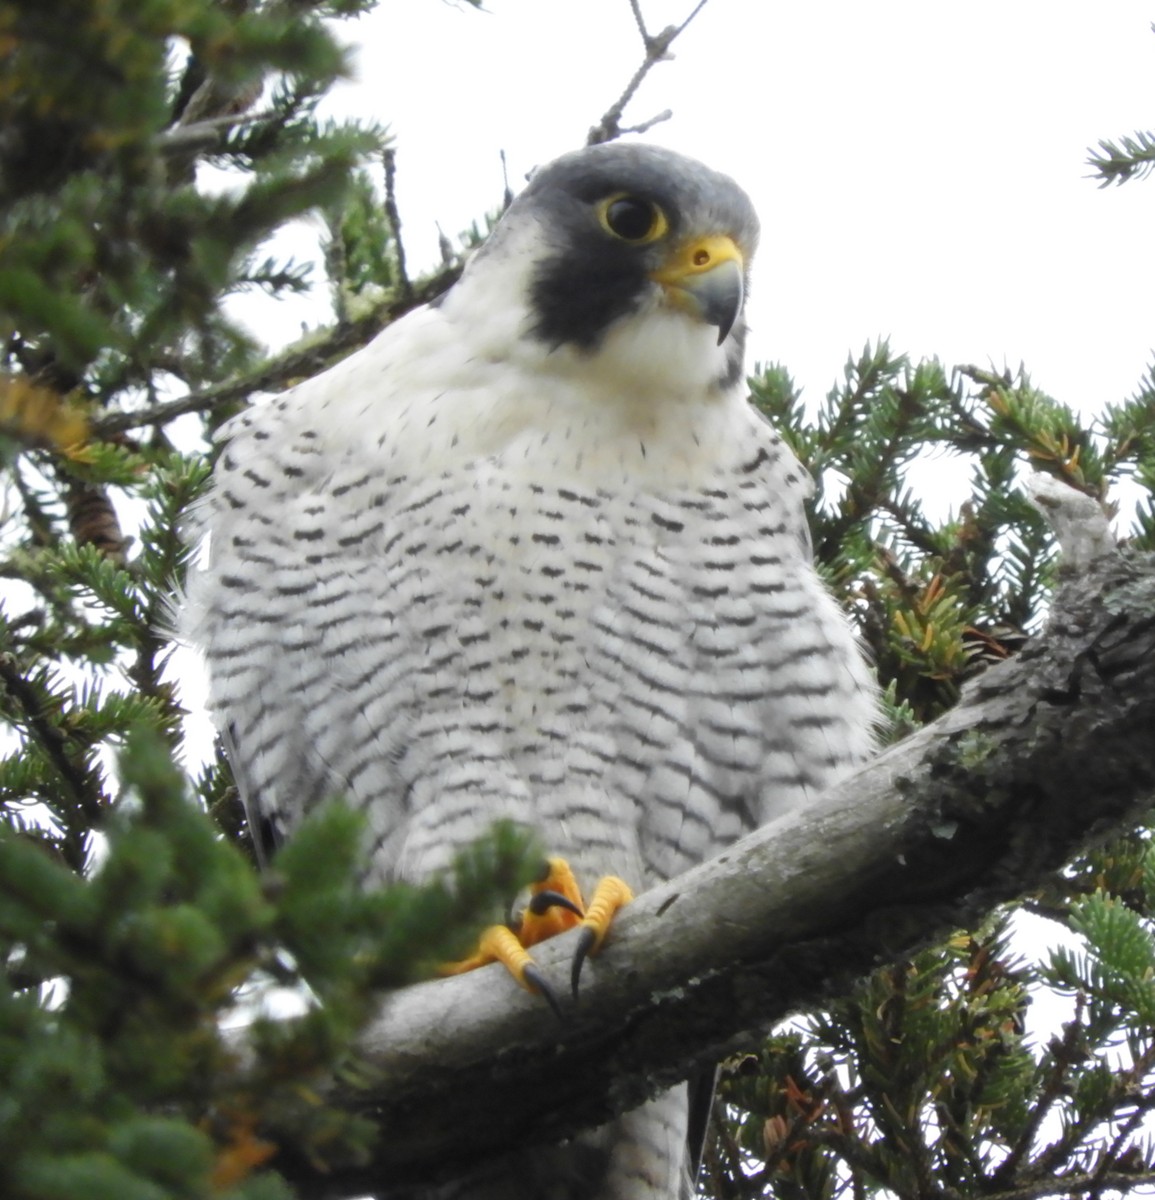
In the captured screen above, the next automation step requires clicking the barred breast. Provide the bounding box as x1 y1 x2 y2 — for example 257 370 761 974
189 377 876 894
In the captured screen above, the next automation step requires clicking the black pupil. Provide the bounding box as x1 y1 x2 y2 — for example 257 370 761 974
606 197 656 240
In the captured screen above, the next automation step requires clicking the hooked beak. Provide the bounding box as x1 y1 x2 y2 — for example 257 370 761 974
650 235 745 345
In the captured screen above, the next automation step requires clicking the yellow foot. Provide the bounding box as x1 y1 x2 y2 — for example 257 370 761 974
439 857 634 1014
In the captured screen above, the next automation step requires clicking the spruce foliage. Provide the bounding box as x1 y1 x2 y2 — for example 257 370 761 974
0 3 1153 1199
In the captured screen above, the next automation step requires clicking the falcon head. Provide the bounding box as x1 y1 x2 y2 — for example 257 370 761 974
453 143 760 397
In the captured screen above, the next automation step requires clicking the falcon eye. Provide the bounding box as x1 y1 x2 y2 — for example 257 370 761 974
597 194 668 244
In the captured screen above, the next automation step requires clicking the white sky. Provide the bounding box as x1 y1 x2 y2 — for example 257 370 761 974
264 0 1155 422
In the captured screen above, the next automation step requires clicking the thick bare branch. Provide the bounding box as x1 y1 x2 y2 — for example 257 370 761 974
272 548 1155 1196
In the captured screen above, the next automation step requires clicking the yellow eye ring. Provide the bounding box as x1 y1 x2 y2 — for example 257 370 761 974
596 193 669 244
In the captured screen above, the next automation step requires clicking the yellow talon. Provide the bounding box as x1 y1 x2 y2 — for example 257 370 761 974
440 924 536 990
577 875 634 956
441 923 564 1017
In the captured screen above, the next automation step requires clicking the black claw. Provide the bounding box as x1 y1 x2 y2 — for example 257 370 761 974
523 962 564 1021
571 926 598 999
528 889 584 919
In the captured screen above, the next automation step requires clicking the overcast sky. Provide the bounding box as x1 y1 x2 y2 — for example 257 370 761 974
254 0 1155 425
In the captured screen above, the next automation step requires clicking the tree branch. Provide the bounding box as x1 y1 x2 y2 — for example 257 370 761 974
90 266 460 439
0 649 108 871
270 547 1155 1196
586 0 711 146
381 148 411 304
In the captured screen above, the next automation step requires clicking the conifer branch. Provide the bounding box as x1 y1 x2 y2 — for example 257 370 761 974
0 650 107 871
1087 129 1155 186
991 995 1085 1186
157 110 272 157
89 265 460 439
381 148 411 304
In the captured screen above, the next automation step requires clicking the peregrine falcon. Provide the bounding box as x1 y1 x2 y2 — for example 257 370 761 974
185 142 878 1198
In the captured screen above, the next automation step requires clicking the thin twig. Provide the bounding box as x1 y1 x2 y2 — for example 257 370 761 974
382 148 412 303
827 1079 868 1200
627 0 649 41
586 0 712 145
499 149 514 211
157 109 271 156
622 109 674 137
0 650 107 872
323 201 351 327
90 265 460 439
992 996 1086 1186
1088 1101 1153 1200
